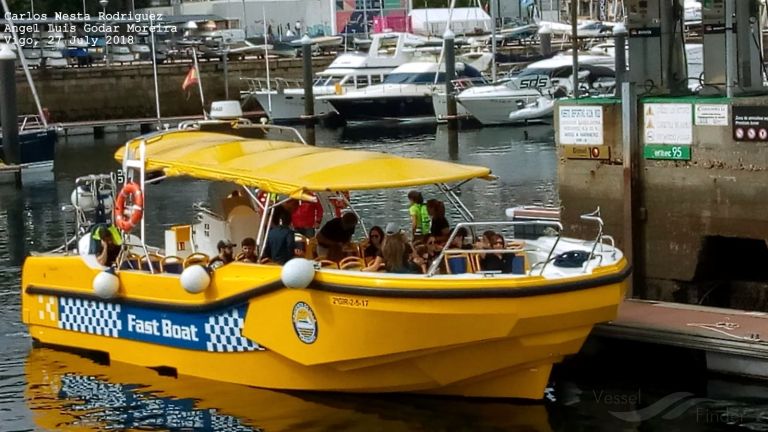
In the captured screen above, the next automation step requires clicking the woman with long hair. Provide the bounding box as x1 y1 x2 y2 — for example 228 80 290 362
426 199 450 243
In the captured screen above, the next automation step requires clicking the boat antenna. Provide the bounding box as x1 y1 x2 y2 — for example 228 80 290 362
262 5 272 114
0 0 48 127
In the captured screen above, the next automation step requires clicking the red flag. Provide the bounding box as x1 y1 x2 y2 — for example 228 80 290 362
182 66 199 92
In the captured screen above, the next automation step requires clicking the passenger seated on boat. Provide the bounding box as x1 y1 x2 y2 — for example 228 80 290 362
450 227 474 251
209 239 236 269
363 227 414 273
316 212 358 262
95 227 121 267
362 225 384 263
409 243 430 274
477 234 512 273
237 237 258 263
263 206 296 265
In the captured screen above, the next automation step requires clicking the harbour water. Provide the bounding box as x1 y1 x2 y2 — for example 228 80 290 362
1 124 767 431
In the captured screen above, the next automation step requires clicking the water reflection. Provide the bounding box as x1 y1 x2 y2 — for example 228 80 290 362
26 348 552 432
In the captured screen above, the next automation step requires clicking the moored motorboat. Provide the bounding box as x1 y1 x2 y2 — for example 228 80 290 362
21 122 630 400
0 114 58 170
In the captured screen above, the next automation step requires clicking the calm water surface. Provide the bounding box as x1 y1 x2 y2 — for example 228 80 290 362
1 124 766 431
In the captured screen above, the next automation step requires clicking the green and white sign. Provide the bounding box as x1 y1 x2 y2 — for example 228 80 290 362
643 145 691 161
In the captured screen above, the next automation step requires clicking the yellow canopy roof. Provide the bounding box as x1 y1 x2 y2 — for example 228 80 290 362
115 131 493 196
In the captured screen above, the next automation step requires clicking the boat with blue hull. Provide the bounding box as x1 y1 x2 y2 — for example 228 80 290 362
0 115 57 169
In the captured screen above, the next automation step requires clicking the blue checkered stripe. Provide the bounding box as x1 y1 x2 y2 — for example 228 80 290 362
59 297 122 337
204 306 262 352
57 296 261 353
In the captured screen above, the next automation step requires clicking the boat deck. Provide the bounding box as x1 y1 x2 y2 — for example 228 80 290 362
595 299 768 365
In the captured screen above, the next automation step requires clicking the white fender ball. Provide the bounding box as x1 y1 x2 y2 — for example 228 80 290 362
281 258 316 289
180 265 211 294
93 268 119 299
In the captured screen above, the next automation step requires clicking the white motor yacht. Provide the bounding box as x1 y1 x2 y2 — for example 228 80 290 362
321 60 484 122
456 54 615 126
245 32 420 123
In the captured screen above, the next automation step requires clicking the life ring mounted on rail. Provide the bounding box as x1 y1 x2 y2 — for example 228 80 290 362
114 181 144 233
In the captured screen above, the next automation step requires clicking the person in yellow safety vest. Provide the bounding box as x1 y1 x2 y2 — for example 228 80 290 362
407 190 430 239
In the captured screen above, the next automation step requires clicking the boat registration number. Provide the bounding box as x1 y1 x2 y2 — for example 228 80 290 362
331 296 369 308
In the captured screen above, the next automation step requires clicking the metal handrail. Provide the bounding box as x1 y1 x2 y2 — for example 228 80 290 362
580 207 605 273
426 220 563 276
240 77 303 92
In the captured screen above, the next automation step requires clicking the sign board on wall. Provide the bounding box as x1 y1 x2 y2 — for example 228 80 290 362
643 103 693 145
558 105 604 145
643 103 693 161
695 104 729 126
732 106 768 141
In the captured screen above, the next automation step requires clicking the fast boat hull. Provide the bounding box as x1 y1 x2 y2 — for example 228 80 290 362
22 255 628 399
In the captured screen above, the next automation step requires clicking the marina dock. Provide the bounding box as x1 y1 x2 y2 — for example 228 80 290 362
0 163 21 187
596 300 768 378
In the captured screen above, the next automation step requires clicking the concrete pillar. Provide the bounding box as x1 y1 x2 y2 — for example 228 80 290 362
444 30 458 132
613 23 627 97
539 26 552 57
0 45 19 165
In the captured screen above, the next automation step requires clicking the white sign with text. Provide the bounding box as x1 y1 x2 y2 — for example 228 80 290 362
559 106 604 145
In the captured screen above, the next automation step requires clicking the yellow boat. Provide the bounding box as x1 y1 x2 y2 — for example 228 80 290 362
21 125 630 400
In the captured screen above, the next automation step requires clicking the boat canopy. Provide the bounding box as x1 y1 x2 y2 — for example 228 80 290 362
116 131 493 197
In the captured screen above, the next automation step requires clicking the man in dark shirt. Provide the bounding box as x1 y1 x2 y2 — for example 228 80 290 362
264 207 296 265
316 212 358 261
209 239 235 269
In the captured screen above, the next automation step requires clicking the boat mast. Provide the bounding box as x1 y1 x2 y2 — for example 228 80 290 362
150 17 161 126
434 0 458 84
263 5 272 114
0 0 48 127
490 0 497 81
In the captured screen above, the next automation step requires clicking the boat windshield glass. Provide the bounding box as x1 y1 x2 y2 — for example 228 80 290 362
383 65 482 84
384 72 445 84
516 68 554 78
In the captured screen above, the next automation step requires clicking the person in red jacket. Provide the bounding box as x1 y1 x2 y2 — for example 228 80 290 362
286 197 324 237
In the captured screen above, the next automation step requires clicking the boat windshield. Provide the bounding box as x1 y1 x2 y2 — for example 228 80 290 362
384 72 446 84
516 68 554 78
384 66 482 84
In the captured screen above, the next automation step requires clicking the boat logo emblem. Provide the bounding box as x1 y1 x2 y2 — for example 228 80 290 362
292 302 317 344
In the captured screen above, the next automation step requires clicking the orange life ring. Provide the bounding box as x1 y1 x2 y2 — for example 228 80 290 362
114 182 144 232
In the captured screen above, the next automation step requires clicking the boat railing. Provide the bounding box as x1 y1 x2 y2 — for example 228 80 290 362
18 114 47 132
177 118 307 145
426 220 564 277
580 207 616 264
241 77 304 93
